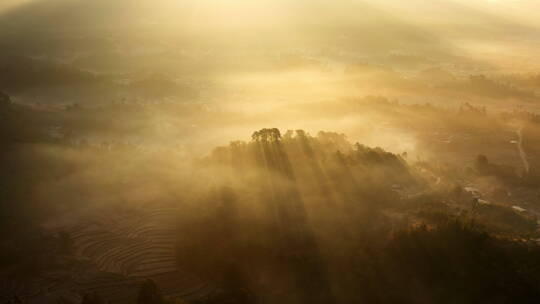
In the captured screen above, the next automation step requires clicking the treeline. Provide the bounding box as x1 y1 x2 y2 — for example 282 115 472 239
176 209 540 304
170 128 540 304
62 219 540 304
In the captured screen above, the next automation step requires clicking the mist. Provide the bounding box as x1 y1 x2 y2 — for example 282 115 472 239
2 1 540 304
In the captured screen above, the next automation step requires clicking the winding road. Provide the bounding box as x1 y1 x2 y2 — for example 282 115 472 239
516 126 530 175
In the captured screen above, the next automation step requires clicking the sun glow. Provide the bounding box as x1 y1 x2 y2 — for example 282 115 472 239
0 0 35 14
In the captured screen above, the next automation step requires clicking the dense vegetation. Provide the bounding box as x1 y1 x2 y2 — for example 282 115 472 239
4 87 540 303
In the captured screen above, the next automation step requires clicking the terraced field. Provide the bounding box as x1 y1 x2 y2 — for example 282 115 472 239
64 207 215 303
0 206 215 304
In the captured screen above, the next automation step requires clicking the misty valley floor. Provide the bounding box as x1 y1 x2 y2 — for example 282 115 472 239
4 115 540 303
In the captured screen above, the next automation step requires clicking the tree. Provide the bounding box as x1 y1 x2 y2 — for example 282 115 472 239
251 128 281 142
137 279 166 304
80 292 105 304
0 91 11 108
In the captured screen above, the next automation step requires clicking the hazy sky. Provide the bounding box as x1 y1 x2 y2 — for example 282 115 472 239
1 0 539 73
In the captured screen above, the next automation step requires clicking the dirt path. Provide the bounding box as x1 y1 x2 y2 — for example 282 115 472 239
516 126 530 174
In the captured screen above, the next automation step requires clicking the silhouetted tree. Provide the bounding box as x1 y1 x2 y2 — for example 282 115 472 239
0 91 11 107
137 279 166 304
474 154 491 177
80 292 104 304
251 128 281 142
